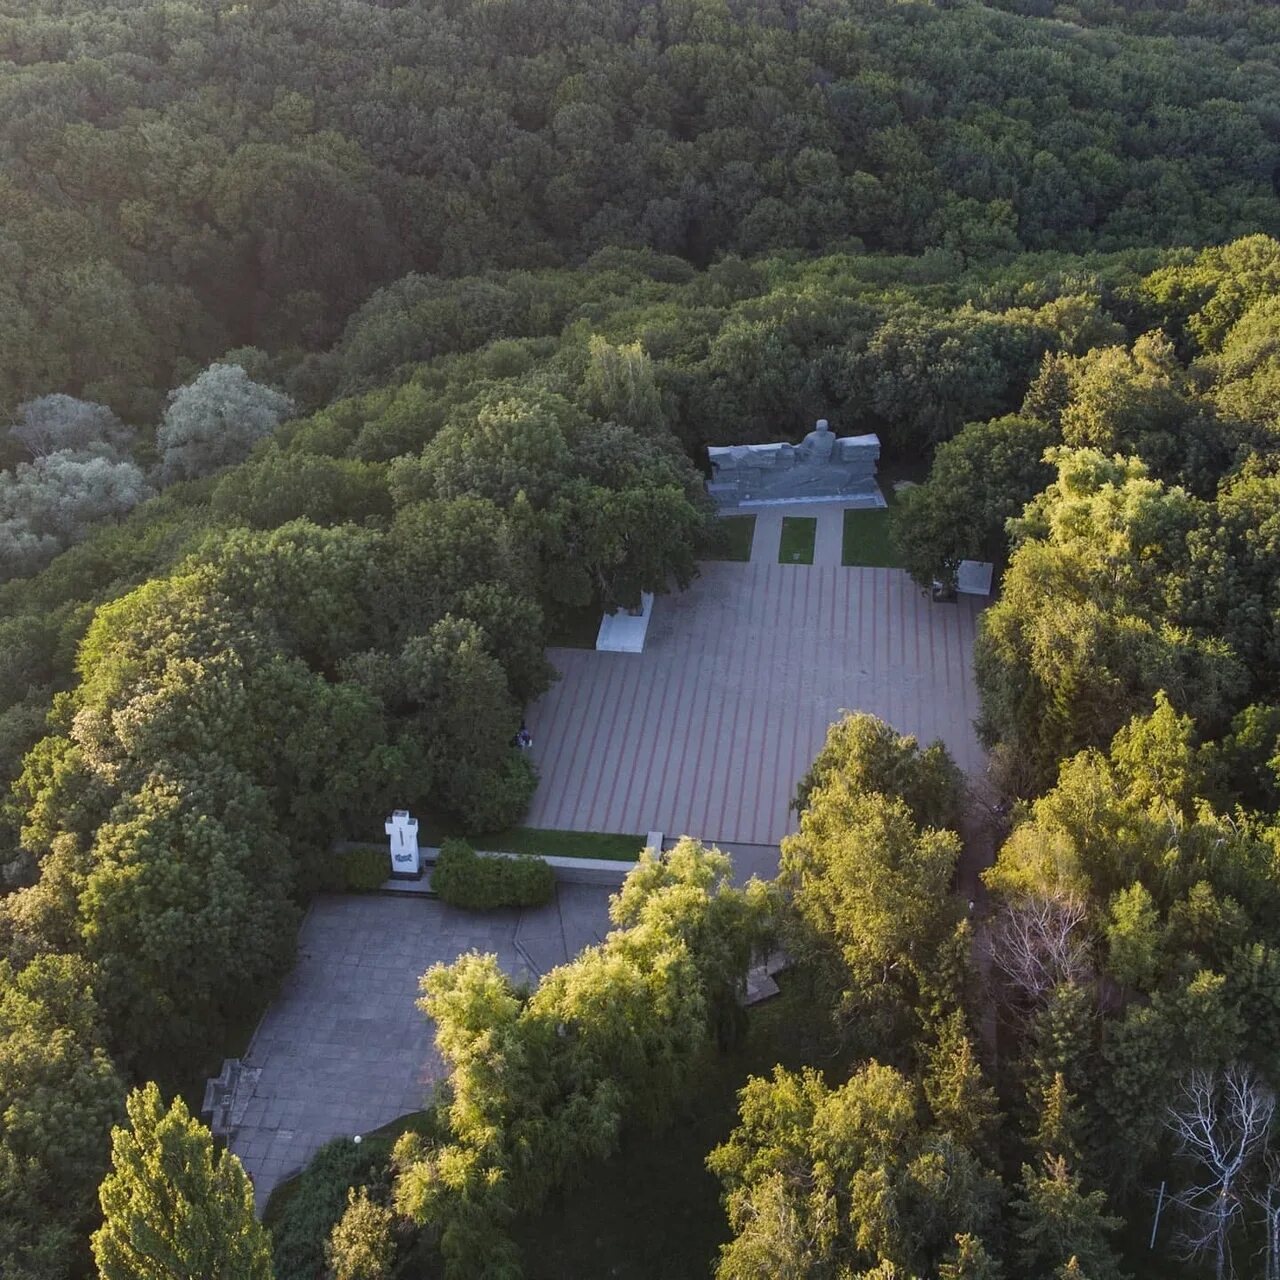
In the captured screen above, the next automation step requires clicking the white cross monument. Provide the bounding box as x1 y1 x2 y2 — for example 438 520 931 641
385 809 421 878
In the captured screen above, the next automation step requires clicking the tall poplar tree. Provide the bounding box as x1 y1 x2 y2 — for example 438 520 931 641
91 1083 272 1280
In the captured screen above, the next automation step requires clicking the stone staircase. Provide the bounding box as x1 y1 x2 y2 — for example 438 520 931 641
202 1058 260 1139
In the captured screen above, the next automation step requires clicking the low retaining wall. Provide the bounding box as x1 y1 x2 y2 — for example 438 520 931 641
522 851 636 885
332 841 639 888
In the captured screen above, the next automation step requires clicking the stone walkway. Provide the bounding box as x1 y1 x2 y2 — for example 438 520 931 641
526 561 984 846
229 887 613 1211
749 501 853 567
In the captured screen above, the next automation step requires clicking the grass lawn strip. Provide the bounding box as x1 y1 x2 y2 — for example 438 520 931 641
348 823 645 862
841 507 903 568
485 826 645 861
778 515 816 564
841 477 910 568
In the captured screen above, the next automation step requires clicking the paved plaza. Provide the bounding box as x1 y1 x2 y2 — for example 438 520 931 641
526 546 984 847
229 887 613 1210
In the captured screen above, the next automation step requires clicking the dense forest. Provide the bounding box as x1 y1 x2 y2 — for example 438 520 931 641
5 0 1280 1277
3 0 1280 421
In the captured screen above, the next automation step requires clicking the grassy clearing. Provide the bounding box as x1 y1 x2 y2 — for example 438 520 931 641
349 821 644 862
841 506 903 568
841 473 912 569
705 514 756 561
778 516 816 564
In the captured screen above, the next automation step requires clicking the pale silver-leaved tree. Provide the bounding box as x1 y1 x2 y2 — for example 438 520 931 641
156 362 294 483
10 394 132 459
0 450 151 581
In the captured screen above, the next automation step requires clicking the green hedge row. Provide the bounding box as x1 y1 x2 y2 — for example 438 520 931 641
432 838 555 909
317 846 388 894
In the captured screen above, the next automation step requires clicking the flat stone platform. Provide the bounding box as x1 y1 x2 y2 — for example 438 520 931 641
229 887 613 1212
526 562 984 847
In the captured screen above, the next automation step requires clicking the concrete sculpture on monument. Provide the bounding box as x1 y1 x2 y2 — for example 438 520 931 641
385 809 421 878
706 420 883 508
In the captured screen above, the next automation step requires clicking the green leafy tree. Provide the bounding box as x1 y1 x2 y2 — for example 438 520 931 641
846 305 1047 453
0 955 123 1280
412 393 579 507
210 450 391 530
938 1234 1003 1280
79 762 297 1071
1185 466 1280 690
781 785 961 1038
580 335 666 435
976 449 1243 787
385 615 530 830
1057 333 1229 494
534 480 709 611
379 497 536 645
892 415 1056 592
325 1187 394 1280
1204 703 1280 812
924 1012 999 1157
91 1082 272 1280
1105 883 1162 992
1034 1074 1082 1166
709 1062 999 1278
156 364 294 484
793 712 963 831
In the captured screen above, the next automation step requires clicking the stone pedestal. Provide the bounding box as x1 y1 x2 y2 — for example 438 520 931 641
956 560 994 596
596 592 654 653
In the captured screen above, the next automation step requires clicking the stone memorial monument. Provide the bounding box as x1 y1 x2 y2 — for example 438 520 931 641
707 420 883 508
385 809 421 878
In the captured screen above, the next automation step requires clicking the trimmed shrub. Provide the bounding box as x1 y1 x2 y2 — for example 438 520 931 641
455 750 539 834
317 847 389 894
432 838 554 909
343 847 390 891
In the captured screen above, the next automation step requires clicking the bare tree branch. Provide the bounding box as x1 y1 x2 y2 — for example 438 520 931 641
1165 1065 1275 1280
989 893 1091 1007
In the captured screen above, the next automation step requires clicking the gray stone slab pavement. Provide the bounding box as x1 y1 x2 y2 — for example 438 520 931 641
230 888 614 1213
749 509 783 564
526 561 984 847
